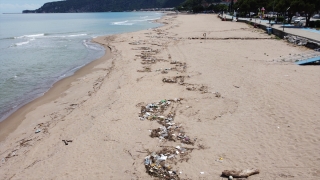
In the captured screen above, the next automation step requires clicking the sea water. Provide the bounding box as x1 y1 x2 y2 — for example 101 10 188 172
0 12 163 122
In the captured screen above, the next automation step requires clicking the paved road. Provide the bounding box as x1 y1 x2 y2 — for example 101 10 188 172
256 19 320 42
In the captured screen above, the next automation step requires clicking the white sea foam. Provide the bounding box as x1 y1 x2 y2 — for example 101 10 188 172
83 40 103 50
132 19 146 22
112 20 134 26
15 33 45 39
48 33 87 38
15 41 29 46
146 18 160 21
132 18 160 22
83 40 89 48
68 34 87 37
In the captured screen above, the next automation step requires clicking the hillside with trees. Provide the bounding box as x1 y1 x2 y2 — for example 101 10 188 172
23 0 185 13
22 0 320 27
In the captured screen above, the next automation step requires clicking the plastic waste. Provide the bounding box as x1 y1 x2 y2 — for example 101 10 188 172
159 154 167 161
145 156 151 165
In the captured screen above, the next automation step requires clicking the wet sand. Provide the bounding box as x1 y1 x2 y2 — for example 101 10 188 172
0 14 319 179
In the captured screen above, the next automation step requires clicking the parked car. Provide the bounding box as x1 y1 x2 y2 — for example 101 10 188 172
313 14 320 19
294 17 306 26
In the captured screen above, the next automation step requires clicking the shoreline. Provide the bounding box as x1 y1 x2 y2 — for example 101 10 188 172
0 44 112 142
0 11 167 142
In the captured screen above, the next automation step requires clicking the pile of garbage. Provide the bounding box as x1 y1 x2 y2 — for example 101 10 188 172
139 99 178 121
139 99 196 179
140 99 195 144
150 123 195 145
284 35 320 49
144 146 193 180
284 35 308 46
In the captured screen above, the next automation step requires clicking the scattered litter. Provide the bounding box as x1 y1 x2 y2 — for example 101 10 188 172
222 168 260 178
35 129 41 133
162 76 185 84
132 47 150 50
215 92 221 98
216 157 224 163
284 35 308 46
137 66 151 72
62 140 73 145
229 176 233 180
200 172 205 174
129 41 142 45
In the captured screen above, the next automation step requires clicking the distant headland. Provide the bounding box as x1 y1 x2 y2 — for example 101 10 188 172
22 0 185 13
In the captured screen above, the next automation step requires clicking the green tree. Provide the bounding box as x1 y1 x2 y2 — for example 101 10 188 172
234 0 258 17
275 0 320 26
300 0 320 26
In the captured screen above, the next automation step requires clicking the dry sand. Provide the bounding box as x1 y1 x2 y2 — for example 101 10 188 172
0 13 319 180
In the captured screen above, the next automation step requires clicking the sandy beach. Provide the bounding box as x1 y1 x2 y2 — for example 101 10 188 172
0 13 319 179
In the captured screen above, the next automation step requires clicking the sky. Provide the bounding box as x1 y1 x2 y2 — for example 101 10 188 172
0 0 50 13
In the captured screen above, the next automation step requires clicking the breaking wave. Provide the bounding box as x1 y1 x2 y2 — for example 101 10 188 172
13 41 30 46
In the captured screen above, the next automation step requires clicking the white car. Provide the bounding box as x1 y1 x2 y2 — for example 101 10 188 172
313 14 319 19
294 17 306 26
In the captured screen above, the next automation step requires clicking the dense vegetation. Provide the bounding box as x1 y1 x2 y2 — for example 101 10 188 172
177 0 320 27
235 0 320 26
176 0 227 13
23 0 185 13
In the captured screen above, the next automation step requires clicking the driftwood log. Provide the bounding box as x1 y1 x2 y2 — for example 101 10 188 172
222 168 260 178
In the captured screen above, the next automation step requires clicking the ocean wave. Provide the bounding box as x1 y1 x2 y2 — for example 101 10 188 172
14 33 45 39
13 41 30 46
9 33 87 39
82 40 104 50
48 33 88 38
132 19 146 22
112 20 134 26
132 18 160 22
67 33 87 37
146 18 160 21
